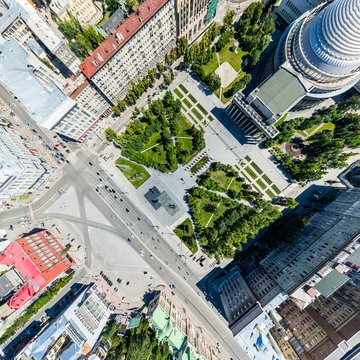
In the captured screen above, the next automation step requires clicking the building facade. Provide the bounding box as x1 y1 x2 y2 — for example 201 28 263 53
78 0 177 104
176 0 217 41
50 0 102 27
227 0 360 140
0 125 47 199
276 0 325 26
18 284 113 360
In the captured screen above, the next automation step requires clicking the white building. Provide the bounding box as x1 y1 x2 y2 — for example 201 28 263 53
0 0 80 74
78 0 177 104
0 126 46 199
0 37 100 141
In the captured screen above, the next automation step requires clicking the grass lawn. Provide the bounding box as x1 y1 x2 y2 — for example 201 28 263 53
305 124 320 135
199 198 216 226
256 178 267 190
115 157 150 188
203 54 219 76
219 40 248 72
174 218 198 253
297 130 307 137
271 184 281 195
244 166 257 180
274 113 287 128
191 108 203 121
97 11 111 26
221 72 246 104
140 131 162 151
209 170 233 189
174 88 183 99
188 94 197 104
179 84 188 94
313 122 335 135
266 189 276 199
262 174 272 185
229 178 244 193
177 114 193 137
190 154 210 174
208 202 227 227
177 138 198 164
197 103 208 116
141 143 170 167
183 98 192 109
250 162 263 175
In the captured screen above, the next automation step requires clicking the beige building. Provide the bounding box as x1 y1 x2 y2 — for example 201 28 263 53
50 0 102 27
2 16 32 48
176 0 217 41
78 0 177 103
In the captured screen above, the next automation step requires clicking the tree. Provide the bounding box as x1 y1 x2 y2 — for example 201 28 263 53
165 53 172 66
163 73 172 86
111 106 121 115
156 61 164 73
117 100 126 111
105 0 119 13
223 9 235 30
278 197 299 209
178 37 189 56
257 34 272 52
204 203 218 213
148 69 156 84
204 73 221 91
248 49 261 68
105 128 117 141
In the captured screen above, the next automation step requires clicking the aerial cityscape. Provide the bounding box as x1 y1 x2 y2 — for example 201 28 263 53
0 0 359 359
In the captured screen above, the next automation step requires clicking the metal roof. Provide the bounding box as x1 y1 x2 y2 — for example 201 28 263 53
314 270 350 298
254 68 306 116
344 247 360 267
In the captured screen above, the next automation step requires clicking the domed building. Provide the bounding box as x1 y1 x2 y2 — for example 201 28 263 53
227 0 360 141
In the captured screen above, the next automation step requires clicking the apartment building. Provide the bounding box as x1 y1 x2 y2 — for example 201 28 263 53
0 0 80 74
78 0 177 104
50 0 102 27
0 36 100 141
176 0 218 40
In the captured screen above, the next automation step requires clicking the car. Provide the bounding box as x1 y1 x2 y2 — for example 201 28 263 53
96 172 100 175
114 287 118 292
114 195 117 199
127 238 131 242
159 267 164 272
149 254 154 259
143 271 148 274
100 271 103 275
171 291 175 296
66 149 70 153
125 208 129 212
99 178 102 181
95 188 99 192
117 278 122 283
32 129 37 133
89 162 93 166
105 185 108 189
137 217 141 221
126 281 130 285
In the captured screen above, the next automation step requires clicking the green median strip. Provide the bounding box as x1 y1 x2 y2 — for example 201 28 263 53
271 184 281 195
179 84 188 94
244 166 257 180
188 94 197 103
252 184 261 193
208 115 214 122
251 162 263 175
192 108 203 121
174 88 183 98
266 189 276 199
197 103 208 116
262 174 272 185
245 155 251 162
256 178 267 190
183 98 192 109
241 171 252 183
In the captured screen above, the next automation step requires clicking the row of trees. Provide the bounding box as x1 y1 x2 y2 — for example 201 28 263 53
104 318 172 360
57 13 103 59
266 96 360 182
106 91 205 172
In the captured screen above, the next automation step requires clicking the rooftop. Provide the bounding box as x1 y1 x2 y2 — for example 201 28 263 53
314 270 350 298
102 6 127 35
79 0 169 78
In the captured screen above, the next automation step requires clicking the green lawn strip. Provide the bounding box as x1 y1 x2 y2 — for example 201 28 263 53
188 94 197 104
221 72 246 104
181 105 187 112
218 40 248 72
183 98 192 109
262 174 272 185
179 84 188 94
0 272 74 346
203 54 219 76
197 103 208 116
305 124 320 135
313 122 335 135
241 171 252 183
174 88 184 99
187 112 198 124
208 115 215 122
177 114 193 137
191 108 203 121
266 189 276 199
250 162 263 175
115 157 150 188
235 164 241 170
97 11 111 26
190 154 210 174
256 178 267 190
252 184 261 193
271 184 281 195
229 179 243 192
244 166 257 180
245 155 251 162
174 218 198 253
19 195 30 200
199 198 216 227
209 170 233 189
274 113 287 128
297 130 307 137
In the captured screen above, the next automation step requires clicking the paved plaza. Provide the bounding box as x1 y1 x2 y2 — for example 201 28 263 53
215 61 238 88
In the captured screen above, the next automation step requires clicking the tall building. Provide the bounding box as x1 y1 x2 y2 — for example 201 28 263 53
0 230 73 310
176 0 217 41
0 37 102 141
0 0 80 74
77 0 176 104
50 0 103 27
18 284 113 360
276 0 325 26
227 0 360 141
0 125 48 199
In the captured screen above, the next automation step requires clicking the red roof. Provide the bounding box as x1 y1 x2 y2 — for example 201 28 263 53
0 230 74 309
79 0 169 79
69 79 89 99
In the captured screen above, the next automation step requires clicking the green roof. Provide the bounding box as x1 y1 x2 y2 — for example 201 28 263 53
314 270 350 297
151 306 170 332
254 68 306 116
